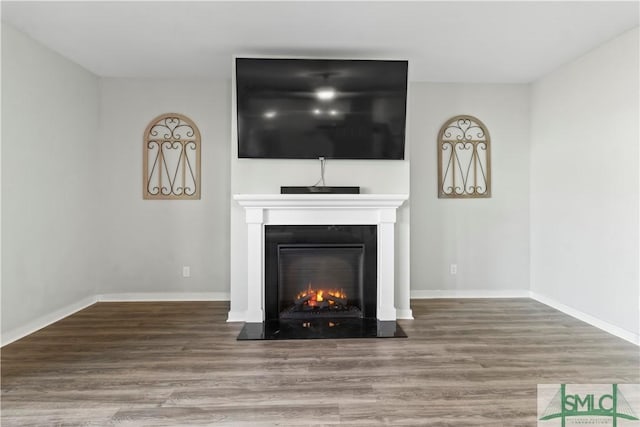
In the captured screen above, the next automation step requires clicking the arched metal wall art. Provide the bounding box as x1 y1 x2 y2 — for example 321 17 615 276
437 115 491 198
143 113 201 200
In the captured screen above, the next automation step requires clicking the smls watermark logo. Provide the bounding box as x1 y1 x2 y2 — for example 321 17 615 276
538 384 640 426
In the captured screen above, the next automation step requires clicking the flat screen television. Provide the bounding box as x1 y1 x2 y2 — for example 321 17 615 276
236 58 408 160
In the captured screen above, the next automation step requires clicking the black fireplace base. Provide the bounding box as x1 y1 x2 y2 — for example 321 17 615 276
236 318 407 340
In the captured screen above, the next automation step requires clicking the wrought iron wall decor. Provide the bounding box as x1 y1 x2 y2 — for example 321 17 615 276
437 115 491 198
143 113 201 200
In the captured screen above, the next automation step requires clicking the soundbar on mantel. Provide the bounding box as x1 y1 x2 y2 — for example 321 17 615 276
280 186 360 194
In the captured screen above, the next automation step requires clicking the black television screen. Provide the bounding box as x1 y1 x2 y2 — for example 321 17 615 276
236 58 408 160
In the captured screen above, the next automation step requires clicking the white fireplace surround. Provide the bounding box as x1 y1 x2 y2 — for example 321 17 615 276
234 193 409 322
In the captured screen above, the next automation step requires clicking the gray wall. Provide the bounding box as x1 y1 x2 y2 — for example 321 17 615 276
1 24 100 338
409 83 531 295
530 28 639 338
96 78 231 296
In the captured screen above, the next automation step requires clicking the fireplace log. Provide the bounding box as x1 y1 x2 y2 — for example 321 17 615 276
323 294 347 306
294 294 314 305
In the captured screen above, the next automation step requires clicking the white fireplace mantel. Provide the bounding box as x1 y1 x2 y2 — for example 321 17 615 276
234 193 408 322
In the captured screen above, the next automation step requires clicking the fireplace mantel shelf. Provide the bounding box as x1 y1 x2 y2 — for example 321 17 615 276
233 194 409 209
234 193 408 323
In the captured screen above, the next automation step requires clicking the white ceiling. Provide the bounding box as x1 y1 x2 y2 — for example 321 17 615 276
2 1 638 83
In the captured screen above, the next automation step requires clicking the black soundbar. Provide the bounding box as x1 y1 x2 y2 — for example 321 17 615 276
280 186 360 194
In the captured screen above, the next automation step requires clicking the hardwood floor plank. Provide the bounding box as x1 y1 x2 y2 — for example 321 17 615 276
2 299 638 426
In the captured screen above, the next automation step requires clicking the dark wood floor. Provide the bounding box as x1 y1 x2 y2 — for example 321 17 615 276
1 299 638 426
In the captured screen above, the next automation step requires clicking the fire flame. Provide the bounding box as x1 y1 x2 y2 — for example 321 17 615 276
296 283 347 307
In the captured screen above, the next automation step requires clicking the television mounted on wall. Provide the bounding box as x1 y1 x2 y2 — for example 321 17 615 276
235 58 408 160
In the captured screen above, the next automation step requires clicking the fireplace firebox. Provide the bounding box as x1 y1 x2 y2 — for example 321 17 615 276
278 244 364 320
265 225 377 322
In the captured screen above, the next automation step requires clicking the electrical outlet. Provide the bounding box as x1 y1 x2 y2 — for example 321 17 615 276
450 264 457 275
182 266 191 278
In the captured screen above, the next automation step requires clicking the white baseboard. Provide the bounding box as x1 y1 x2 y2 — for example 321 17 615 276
5 290 636 347
530 291 640 346
1 295 97 347
411 289 530 299
226 311 247 323
97 292 230 302
2 292 231 347
396 308 414 320
411 289 639 346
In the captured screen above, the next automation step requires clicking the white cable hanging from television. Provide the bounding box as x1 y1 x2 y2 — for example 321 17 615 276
312 157 326 187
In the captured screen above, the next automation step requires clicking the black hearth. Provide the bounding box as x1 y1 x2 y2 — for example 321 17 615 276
237 225 407 340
